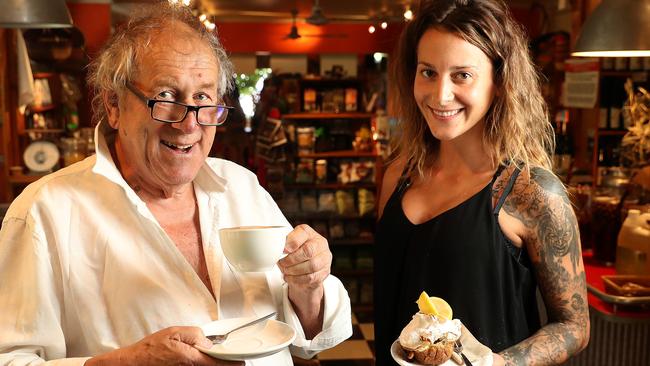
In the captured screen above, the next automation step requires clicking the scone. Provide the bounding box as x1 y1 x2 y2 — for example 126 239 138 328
398 291 461 365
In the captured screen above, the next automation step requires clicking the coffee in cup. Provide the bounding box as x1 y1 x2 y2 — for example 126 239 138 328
219 225 290 272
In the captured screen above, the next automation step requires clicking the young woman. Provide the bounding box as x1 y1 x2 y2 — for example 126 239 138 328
374 1 589 365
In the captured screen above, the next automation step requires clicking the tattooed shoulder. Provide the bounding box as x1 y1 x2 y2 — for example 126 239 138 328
529 167 570 204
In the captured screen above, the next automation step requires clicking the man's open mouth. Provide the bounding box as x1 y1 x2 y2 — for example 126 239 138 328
161 140 193 153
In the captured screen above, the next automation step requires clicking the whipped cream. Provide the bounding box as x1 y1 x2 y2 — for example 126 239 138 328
399 313 462 350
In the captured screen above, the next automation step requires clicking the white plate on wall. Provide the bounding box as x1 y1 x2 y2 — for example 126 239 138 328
23 140 59 173
195 317 296 361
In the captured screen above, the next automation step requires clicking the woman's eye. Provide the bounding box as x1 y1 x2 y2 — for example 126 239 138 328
419 69 434 78
455 72 472 80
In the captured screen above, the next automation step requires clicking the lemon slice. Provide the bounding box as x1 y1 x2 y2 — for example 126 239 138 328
416 291 438 315
430 296 453 320
415 291 453 320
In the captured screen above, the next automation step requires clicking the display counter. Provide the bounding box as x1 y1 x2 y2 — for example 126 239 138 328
564 250 650 366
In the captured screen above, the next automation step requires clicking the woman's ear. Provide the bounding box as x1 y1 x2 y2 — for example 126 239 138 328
103 91 120 129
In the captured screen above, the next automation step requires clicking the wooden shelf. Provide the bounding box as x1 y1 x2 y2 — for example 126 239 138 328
283 112 373 120
23 128 65 134
285 182 375 190
8 171 47 184
28 105 57 113
298 150 377 159
601 70 647 77
598 129 627 136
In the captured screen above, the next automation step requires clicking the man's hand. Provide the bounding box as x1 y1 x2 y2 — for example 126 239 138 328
278 224 332 338
85 326 243 366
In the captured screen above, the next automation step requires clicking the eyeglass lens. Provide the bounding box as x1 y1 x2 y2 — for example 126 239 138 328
152 102 228 125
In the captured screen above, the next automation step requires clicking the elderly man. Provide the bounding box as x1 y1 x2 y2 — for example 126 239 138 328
0 4 351 366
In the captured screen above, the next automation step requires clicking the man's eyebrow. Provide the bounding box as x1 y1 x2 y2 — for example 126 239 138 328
197 82 218 90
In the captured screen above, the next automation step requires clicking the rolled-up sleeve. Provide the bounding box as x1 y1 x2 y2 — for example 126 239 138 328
281 275 352 359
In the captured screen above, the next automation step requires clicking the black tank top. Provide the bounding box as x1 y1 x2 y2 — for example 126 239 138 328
374 166 540 365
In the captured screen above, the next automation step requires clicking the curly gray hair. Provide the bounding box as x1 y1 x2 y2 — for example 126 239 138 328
87 2 233 126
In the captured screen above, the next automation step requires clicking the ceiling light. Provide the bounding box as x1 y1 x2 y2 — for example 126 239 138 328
381 22 388 30
572 0 650 57
0 0 73 28
368 25 376 34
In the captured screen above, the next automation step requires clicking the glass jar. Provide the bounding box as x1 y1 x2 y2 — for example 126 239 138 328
591 194 622 265
80 127 95 155
569 184 593 249
60 137 86 167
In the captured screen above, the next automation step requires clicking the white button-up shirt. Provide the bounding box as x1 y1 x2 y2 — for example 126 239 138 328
0 122 352 365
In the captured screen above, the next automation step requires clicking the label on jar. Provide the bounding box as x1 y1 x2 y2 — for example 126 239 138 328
629 57 643 71
614 57 629 71
601 57 614 70
644 57 650 71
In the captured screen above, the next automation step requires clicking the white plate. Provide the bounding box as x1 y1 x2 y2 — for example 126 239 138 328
23 140 60 173
196 317 296 361
391 339 493 366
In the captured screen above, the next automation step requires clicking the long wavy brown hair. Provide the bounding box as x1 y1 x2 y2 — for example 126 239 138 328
390 0 554 178
87 2 233 127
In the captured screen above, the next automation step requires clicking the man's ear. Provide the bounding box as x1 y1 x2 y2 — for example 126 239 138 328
103 91 120 129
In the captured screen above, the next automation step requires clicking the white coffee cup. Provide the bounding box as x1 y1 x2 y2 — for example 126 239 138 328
219 225 290 272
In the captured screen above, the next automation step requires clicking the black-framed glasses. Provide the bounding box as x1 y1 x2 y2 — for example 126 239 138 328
125 82 234 126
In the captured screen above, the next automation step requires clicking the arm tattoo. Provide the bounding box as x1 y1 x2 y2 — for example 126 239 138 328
493 167 589 365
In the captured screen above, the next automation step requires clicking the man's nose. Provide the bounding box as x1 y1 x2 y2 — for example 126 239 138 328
172 107 200 133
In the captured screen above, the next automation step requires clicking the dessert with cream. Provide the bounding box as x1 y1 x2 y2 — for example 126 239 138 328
398 291 462 365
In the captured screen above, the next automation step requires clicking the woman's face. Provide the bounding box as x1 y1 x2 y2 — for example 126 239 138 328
414 28 496 142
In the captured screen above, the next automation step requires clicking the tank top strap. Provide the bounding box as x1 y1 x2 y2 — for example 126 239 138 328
395 160 413 196
493 166 521 215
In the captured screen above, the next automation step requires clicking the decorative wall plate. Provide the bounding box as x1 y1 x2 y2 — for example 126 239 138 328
23 140 60 173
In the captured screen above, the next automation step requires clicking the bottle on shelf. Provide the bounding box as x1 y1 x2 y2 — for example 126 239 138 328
553 109 572 177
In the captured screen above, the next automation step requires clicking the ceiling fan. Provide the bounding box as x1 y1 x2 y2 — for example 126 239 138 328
306 0 328 25
284 8 347 40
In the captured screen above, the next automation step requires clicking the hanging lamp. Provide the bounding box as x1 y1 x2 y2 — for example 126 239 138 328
0 0 73 28
572 0 650 57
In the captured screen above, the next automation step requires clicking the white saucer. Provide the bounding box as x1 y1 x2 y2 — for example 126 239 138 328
391 340 423 366
196 317 296 361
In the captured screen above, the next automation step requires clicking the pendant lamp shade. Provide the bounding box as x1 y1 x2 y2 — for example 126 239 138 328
572 0 650 57
0 0 73 28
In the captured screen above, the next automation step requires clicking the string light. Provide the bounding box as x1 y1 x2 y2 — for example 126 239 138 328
368 25 376 34
380 21 388 29
404 8 413 21
199 14 207 21
182 0 191 6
